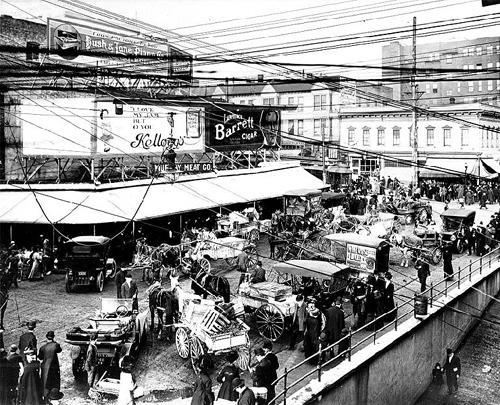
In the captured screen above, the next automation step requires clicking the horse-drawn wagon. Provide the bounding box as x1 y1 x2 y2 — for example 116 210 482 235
198 236 258 268
386 198 433 225
216 209 271 242
65 298 148 378
173 288 251 370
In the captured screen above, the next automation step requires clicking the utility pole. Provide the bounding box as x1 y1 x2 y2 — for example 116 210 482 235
411 17 419 195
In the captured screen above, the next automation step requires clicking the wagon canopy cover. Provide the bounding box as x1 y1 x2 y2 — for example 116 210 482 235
273 259 348 279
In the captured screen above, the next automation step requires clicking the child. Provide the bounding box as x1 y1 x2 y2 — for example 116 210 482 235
338 328 351 360
400 246 410 268
432 363 444 386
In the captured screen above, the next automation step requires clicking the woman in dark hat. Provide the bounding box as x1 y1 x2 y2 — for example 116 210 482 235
216 352 240 402
117 355 137 405
18 347 44 405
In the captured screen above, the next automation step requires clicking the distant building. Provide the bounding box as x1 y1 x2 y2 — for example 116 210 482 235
382 37 500 106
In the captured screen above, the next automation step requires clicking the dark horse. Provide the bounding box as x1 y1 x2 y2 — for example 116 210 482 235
191 269 231 304
148 285 178 340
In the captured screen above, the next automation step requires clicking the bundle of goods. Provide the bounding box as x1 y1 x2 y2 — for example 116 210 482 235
248 281 292 302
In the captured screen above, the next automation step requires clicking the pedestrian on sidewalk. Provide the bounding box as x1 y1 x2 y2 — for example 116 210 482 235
19 321 37 364
216 352 239 402
444 348 461 395
442 243 454 281
288 294 306 350
416 258 431 293
38 331 62 400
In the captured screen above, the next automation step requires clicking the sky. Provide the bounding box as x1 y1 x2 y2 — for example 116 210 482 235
2 0 500 81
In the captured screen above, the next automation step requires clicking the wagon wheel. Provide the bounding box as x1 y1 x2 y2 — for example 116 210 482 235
236 345 250 371
190 336 206 360
198 258 211 273
247 246 258 268
88 387 102 403
255 303 285 341
455 239 465 254
430 246 443 265
175 328 190 359
248 228 260 243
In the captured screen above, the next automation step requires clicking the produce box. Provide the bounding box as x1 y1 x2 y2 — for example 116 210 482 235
249 281 292 301
200 308 231 334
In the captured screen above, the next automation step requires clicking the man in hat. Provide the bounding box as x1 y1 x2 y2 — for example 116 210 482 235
216 352 240 402
232 377 255 405
444 347 461 395
236 246 249 286
19 321 37 364
85 333 99 388
38 331 62 399
262 341 279 404
5 249 20 288
250 261 266 284
6 344 23 404
324 297 345 358
115 266 126 299
46 388 64 405
251 348 273 404
121 271 139 312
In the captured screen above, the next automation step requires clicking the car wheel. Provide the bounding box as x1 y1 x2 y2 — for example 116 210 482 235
456 239 465 254
96 271 104 292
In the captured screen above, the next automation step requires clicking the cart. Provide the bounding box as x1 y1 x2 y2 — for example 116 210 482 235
386 199 433 225
412 222 444 265
199 236 258 268
173 288 251 371
65 298 149 379
216 210 270 242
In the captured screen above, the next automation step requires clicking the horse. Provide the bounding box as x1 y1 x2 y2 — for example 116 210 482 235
191 269 231 303
148 285 177 340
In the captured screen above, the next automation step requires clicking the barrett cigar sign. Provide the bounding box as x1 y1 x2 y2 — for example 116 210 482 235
346 243 377 273
206 108 280 151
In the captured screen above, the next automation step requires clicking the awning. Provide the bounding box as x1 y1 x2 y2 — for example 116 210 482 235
0 164 326 225
327 166 352 174
419 158 477 179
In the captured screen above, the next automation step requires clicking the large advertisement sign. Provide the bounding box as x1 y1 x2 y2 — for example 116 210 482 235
21 98 94 156
346 243 377 273
46 18 192 79
205 108 281 151
95 101 205 155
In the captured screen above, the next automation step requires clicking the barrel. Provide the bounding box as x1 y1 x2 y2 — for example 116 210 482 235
414 294 428 317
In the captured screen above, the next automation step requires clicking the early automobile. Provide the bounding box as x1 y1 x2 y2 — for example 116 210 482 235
386 198 433 225
63 236 117 293
440 209 476 253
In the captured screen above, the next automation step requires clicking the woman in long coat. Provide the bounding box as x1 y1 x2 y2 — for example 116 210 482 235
18 349 44 405
382 273 396 322
216 352 240 402
303 301 323 362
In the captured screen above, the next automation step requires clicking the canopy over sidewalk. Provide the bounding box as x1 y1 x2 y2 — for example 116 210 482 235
0 164 326 225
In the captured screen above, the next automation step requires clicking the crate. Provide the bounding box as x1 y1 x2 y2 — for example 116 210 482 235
249 282 292 301
211 332 248 351
200 308 231 334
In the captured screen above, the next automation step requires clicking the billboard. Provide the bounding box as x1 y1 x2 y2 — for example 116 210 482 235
346 243 377 273
95 101 205 155
205 108 281 151
46 18 192 79
21 98 94 156
21 98 205 157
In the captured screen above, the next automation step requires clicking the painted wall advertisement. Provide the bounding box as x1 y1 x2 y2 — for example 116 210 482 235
206 108 281 151
95 101 205 155
46 18 192 79
346 243 377 273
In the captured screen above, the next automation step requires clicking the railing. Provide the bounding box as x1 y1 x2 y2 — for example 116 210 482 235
269 246 500 405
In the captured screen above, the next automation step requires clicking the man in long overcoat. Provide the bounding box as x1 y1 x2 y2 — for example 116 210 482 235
38 331 62 398
324 298 345 358
444 348 461 395
121 271 139 312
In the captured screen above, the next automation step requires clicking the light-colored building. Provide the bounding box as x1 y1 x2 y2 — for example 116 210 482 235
338 103 500 182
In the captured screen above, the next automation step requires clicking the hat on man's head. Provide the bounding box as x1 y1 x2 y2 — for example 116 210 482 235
27 321 36 330
446 347 453 355
47 388 64 400
254 347 265 357
9 344 18 353
46 331 55 339
226 351 238 364
232 377 245 389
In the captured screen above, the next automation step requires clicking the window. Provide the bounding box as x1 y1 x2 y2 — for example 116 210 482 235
463 64 468 72
487 45 493 55
297 97 304 112
476 47 482 56
393 127 400 146
321 118 327 138
457 82 461 93
377 127 385 146
288 97 294 105
239 100 246 104
297 120 304 135
487 62 493 69
446 90 453 96
468 81 474 92
476 63 482 70
462 48 468 57
468 47 474 56
348 127 356 144
313 119 321 136
461 127 469 146
443 127 452 146
432 84 438 94
482 129 486 148
478 81 483 91
425 84 431 94
263 98 274 105
362 128 370 146
469 64 474 71
488 80 493 91
314 95 320 111
313 94 327 111
287 120 295 135
426 127 435 146
446 54 453 64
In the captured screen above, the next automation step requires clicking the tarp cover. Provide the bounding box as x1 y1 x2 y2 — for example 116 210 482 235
272 259 348 279
0 164 326 225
